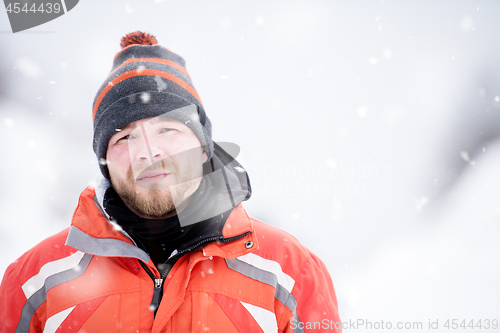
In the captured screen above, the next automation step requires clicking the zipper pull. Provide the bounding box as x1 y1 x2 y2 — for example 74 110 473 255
149 278 163 312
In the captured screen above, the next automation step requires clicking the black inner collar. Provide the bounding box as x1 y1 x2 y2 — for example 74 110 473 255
103 178 230 268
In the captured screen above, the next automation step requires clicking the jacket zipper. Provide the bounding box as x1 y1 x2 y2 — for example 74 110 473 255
140 231 252 315
151 278 163 311
138 259 171 314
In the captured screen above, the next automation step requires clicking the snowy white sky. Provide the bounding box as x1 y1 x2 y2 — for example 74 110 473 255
1 1 499 332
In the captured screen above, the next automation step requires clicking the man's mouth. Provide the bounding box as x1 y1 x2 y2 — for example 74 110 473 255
136 170 170 182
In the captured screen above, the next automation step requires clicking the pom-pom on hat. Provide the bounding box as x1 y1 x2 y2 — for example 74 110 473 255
92 31 213 178
120 30 158 48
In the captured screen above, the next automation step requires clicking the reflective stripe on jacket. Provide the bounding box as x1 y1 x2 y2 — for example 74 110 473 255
0 186 341 332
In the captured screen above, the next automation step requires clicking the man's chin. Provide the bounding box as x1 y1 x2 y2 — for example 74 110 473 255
135 180 168 190
124 187 176 219
132 186 173 202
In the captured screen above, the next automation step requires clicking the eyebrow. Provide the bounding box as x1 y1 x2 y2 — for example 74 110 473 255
117 117 181 132
118 122 136 132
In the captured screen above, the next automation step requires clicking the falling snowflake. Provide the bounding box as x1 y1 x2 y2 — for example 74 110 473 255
154 76 168 92
110 221 123 232
125 2 134 14
459 150 470 162
16 57 44 79
356 106 368 118
325 158 337 168
460 15 475 33
141 92 151 104
136 65 146 74
234 166 246 173
255 15 264 26
415 196 428 211
383 48 392 59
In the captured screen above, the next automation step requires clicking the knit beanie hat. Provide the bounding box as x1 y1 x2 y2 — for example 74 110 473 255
92 31 213 178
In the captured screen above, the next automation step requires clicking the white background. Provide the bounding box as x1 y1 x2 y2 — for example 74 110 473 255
1 1 499 332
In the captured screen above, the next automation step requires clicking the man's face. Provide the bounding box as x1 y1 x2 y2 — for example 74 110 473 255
106 115 207 219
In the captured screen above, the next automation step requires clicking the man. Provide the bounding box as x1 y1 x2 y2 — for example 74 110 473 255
0 31 341 332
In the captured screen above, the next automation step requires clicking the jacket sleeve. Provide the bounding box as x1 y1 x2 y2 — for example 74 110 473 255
286 251 342 332
0 263 35 333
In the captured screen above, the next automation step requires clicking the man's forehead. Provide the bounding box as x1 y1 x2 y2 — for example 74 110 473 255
118 116 182 132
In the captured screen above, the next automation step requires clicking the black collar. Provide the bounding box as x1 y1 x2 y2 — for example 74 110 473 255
103 178 229 266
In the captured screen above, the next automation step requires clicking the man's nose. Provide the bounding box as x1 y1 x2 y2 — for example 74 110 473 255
135 133 165 162
137 148 163 161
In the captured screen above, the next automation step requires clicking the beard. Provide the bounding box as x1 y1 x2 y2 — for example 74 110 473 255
112 162 200 219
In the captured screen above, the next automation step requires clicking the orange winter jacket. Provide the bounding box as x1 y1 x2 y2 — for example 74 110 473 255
0 186 341 332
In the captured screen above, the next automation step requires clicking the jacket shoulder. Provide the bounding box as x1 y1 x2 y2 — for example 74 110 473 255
249 217 317 280
247 217 341 330
3 228 77 285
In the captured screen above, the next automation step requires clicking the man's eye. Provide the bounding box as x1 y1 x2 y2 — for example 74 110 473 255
160 128 175 133
118 134 134 142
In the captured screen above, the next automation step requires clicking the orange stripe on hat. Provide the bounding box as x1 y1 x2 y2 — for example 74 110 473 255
113 43 180 61
109 58 191 78
92 69 203 123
